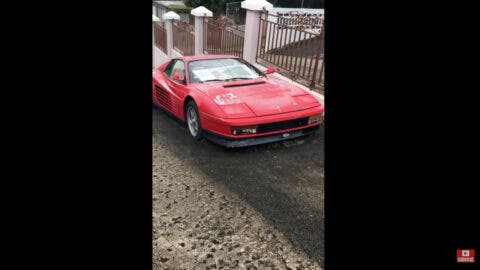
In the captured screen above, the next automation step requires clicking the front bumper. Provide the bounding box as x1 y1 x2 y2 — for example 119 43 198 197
203 125 319 148
201 105 324 139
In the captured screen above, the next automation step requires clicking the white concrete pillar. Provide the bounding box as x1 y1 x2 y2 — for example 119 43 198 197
191 6 213 56
153 15 160 68
162 11 180 58
165 21 173 57
241 0 273 64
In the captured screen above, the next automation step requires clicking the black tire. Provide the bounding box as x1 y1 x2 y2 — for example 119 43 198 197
185 100 202 140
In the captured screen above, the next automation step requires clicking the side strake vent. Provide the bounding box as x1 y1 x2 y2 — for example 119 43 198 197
223 81 266 88
155 85 173 111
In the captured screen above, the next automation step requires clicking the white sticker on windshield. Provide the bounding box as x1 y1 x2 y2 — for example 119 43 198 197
192 69 216 81
192 65 258 82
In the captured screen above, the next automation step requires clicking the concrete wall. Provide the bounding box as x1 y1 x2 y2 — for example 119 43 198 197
153 44 182 69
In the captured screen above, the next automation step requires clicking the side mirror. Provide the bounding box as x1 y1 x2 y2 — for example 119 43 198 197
172 72 184 81
263 67 276 75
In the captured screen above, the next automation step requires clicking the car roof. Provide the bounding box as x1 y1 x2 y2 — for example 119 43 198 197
179 54 240 62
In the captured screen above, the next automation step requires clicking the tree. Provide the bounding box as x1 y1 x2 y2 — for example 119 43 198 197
274 0 324 9
184 0 226 14
183 0 323 15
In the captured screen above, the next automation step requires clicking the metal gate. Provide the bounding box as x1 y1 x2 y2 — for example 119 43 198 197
257 12 324 92
154 22 167 54
203 17 244 57
173 21 195 56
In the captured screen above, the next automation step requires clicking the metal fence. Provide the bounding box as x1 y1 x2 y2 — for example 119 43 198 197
154 22 167 54
203 17 244 57
173 21 195 56
277 12 323 29
257 12 324 92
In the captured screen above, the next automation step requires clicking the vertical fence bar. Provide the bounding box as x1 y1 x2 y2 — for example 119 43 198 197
204 18 208 53
296 32 306 77
273 22 281 65
293 28 302 74
283 27 292 70
256 11 263 61
228 27 232 54
288 28 298 72
276 23 285 66
258 14 263 59
301 33 313 78
311 22 324 88
281 28 292 67
262 15 268 58
306 35 317 81
267 21 274 63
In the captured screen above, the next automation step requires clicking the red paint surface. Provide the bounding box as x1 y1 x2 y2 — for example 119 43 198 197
153 55 324 138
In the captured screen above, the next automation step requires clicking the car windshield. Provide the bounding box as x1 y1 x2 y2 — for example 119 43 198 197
188 58 263 83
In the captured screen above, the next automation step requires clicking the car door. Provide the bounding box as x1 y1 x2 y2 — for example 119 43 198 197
156 59 188 117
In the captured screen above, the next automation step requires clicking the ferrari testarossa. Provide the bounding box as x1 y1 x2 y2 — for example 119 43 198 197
152 55 324 148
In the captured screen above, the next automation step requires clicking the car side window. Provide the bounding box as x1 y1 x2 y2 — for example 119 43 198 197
163 60 177 77
169 60 186 84
163 60 187 84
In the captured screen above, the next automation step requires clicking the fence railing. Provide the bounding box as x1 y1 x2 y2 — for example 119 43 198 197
154 22 167 54
153 10 325 92
257 12 324 92
203 18 244 57
173 21 195 56
277 13 323 29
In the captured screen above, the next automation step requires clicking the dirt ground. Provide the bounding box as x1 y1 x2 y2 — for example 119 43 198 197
153 107 324 270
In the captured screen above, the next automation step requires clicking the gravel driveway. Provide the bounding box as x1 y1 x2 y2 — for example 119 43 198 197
153 107 324 270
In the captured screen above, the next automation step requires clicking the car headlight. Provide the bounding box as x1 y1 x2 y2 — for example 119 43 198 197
308 114 323 124
231 125 258 135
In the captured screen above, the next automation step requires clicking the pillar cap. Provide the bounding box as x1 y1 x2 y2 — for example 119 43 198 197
162 11 180 21
152 15 160 22
241 0 273 11
191 6 213 17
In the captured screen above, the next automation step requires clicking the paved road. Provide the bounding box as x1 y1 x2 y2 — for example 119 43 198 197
153 107 324 269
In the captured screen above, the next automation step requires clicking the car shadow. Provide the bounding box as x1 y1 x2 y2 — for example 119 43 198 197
152 107 325 264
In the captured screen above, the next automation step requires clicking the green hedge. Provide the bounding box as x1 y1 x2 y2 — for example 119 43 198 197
153 2 193 13
168 5 193 13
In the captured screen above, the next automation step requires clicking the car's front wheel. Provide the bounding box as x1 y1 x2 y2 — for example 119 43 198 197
186 100 202 140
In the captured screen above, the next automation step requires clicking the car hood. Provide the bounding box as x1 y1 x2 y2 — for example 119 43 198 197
194 78 321 118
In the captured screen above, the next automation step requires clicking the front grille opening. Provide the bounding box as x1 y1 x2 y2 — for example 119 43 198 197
257 118 309 134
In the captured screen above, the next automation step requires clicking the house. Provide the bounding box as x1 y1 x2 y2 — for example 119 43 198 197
152 1 193 23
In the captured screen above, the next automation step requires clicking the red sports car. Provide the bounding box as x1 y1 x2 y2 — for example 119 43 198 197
152 55 324 147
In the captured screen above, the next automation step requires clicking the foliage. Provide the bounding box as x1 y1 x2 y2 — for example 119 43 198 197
184 0 225 14
169 5 193 13
183 0 323 15
275 0 324 8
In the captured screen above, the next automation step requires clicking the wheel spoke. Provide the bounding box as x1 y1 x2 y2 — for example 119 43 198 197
187 106 199 136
